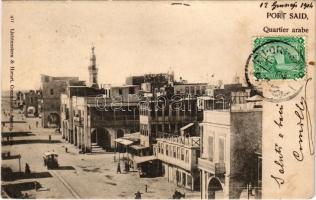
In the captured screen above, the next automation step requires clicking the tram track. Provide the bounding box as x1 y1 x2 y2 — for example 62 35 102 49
50 170 81 199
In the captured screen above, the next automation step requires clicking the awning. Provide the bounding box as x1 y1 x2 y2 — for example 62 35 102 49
134 155 157 164
114 138 134 146
246 95 263 102
130 145 149 150
122 132 140 142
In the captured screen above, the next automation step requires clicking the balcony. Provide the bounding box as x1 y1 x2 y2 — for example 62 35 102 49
156 136 200 148
92 119 138 128
198 158 226 175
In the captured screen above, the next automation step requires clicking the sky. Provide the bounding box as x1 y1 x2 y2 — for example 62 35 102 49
2 1 281 90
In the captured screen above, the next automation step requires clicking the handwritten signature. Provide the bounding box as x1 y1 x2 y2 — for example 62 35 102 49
293 78 314 161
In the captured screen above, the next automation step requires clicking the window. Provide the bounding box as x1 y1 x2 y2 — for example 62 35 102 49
129 87 135 94
169 145 172 157
161 144 164 154
181 148 184 161
208 136 214 162
185 87 189 94
166 144 169 156
190 86 195 94
185 150 189 163
219 138 225 162
50 89 54 95
173 146 176 158
196 89 201 95
187 175 192 187
202 86 206 94
200 126 203 153
182 172 186 186
176 170 181 184
119 89 123 95
177 147 180 159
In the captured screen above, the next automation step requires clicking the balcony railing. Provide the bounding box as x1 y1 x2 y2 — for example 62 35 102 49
156 136 200 148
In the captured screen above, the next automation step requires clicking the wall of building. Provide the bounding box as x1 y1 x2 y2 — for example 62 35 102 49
110 86 140 102
199 109 262 199
199 110 231 199
41 75 78 128
139 98 202 147
228 110 262 199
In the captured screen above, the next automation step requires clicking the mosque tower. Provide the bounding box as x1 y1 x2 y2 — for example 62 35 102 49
88 46 99 88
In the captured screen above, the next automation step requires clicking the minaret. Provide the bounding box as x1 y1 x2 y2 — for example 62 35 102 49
88 46 99 88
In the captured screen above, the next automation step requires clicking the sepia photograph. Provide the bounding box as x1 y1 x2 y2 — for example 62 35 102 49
1 1 314 199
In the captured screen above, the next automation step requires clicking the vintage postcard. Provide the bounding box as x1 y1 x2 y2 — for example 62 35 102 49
1 0 315 199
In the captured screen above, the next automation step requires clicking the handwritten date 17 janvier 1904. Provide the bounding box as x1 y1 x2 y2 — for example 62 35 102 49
293 78 314 161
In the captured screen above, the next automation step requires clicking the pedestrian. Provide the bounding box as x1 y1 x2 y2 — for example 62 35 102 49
134 191 142 199
65 147 68 153
145 184 148 193
36 121 39 128
25 163 31 174
29 124 31 130
49 135 51 142
117 162 121 174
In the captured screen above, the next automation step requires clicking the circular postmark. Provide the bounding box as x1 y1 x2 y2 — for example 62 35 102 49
245 37 306 103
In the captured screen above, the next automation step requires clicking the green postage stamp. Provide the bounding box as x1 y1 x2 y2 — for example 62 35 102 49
252 37 306 80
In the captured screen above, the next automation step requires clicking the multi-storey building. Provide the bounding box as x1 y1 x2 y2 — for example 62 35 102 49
15 91 25 109
41 74 79 128
110 85 140 102
153 136 201 191
68 96 139 153
198 99 262 199
139 97 203 148
173 83 208 96
60 82 104 144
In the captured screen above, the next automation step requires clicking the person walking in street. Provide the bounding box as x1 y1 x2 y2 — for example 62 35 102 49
117 162 121 174
134 191 142 199
65 147 68 153
25 163 31 174
145 185 148 193
49 135 51 142
36 121 39 128
29 124 31 130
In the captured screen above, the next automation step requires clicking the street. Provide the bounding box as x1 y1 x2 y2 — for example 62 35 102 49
2 107 200 199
